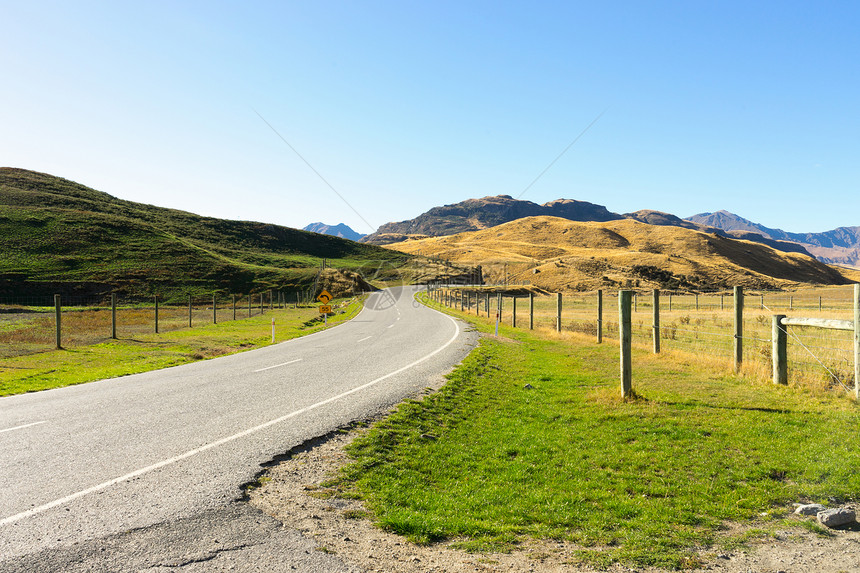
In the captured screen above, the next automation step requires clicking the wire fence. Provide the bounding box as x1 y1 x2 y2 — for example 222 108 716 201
431 284 859 394
0 290 320 359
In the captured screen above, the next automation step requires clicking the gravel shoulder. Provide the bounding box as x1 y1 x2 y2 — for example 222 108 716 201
248 428 860 573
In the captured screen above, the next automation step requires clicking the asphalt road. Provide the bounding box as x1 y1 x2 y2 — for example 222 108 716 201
0 286 478 571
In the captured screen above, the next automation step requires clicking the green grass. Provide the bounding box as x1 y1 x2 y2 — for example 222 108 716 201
0 168 411 299
0 297 363 396
334 293 860 569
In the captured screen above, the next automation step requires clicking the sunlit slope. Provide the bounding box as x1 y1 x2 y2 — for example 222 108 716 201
387 216 851 291
0 168 409 298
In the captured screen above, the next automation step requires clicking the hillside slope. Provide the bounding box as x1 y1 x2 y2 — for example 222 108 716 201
0 168 408 298
386 216 851 291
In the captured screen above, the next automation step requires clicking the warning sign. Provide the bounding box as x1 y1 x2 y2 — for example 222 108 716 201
319 305 332 314
317 290 333 304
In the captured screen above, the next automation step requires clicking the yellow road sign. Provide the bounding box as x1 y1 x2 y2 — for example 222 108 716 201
317 290 333 304
319 305 332 314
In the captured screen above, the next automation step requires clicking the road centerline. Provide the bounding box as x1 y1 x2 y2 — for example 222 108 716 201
0 421 47 434
253 359 303 373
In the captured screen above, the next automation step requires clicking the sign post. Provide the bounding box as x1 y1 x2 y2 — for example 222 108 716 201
317 290 333 327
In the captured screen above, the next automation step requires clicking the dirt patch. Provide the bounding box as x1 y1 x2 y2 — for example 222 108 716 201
247 429 860 573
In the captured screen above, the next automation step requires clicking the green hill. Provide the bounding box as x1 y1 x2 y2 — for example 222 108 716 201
0 168 409 300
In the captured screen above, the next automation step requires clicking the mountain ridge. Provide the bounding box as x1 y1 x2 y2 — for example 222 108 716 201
303 222 366 241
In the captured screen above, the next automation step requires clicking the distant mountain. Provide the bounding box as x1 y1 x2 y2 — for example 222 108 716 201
361 195 622 245
303 222 365 242
687 211 860 267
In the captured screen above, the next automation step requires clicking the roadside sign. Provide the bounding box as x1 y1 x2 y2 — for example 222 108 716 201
319 305 332 314
317 290 333 304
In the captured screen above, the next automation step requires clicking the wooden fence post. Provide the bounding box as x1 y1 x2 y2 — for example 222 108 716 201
111 293 117 339
497 293 503 322
54 294 62 349
734 286 744 373
619 290 633 397
772 314 787 385
652 289 660 353
556 292 562 333
512 296 517 328
154 295 159 334
461 290 465 312
668 292 672 312
695 293 699 311
854 284 859 400
597 290 603 343
529 292 534 330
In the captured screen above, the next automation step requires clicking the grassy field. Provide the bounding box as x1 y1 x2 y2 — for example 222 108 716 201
333 292 860 569
446 285 858 394
0 297 363 396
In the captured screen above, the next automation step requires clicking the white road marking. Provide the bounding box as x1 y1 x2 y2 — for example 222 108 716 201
387 324 394 328
357 336 372 343
0 314 461 527
0 421 46 434
253 359 303 373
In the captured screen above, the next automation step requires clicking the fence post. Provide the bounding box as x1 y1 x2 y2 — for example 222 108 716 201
270 289 274 310
772 314 787 385
854 284 859 400
652 289 660 354
556 292 562 333
211 295 216 324
154 295 159 334
461 290 465 312
497 293 503 322
529 292 534 330
597 290 603 343
619 290 633 397
233 295 237 321
188 295 193 328
733 286 743 373
789 295 793 311
668 292 672 312
720 294 724 311
111 293 117 339
485 292 489 315
295 291 300 309
695 293 699 311
634 293 638 313
761 294 764 310
54 294 62 349
512 296 517 328
261 293 264 315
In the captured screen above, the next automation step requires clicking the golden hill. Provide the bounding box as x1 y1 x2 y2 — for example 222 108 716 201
386 216 852 292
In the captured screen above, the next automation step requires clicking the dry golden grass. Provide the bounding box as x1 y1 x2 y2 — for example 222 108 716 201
388 216 852 292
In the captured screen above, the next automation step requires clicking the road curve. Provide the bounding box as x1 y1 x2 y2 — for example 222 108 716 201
0 286 478 569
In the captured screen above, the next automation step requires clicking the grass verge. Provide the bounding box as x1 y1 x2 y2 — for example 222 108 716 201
334 293 860 569
0 297 363 396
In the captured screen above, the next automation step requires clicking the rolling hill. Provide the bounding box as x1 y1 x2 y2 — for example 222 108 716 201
385 216 852 292
0 168 410 299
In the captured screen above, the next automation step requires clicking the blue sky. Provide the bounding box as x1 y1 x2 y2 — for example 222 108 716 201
2 1 858 234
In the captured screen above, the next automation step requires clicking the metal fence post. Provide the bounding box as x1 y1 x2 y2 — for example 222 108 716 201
111 293 117 339
55 294 62 349
652 289 660 354
772 314 787 385
619 290 633 397
734 286 743 373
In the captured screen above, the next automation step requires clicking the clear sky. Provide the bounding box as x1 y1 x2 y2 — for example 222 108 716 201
2 1 858 234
